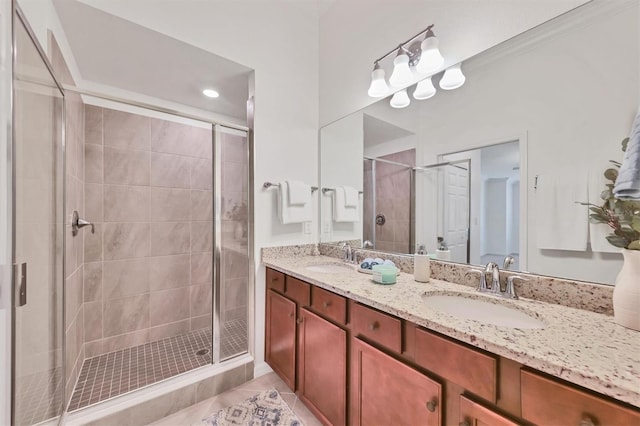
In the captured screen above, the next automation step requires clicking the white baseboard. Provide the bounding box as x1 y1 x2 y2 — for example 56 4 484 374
253 361 273 378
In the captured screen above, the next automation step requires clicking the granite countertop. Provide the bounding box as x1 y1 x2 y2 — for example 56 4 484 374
263 254 640 408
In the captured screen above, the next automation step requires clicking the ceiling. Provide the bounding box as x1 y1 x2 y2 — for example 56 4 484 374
363 113 415 148
480 141 520 180
52 0 252 122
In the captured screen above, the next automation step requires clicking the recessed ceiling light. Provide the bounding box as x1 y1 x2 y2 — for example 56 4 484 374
202 89 219 98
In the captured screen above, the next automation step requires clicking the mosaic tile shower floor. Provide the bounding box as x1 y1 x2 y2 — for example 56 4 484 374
69 320 248 412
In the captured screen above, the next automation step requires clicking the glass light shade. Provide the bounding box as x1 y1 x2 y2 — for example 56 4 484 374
413 77 436 100
440 64 466 90
390 89 410 108
368 67 389 97
416 36 444 74
389 53 413 87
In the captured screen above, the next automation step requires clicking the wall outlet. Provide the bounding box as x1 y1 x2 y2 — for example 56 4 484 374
303 221 312 234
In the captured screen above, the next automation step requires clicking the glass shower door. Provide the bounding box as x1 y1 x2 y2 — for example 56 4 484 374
216 125 249 361
12 12 65 426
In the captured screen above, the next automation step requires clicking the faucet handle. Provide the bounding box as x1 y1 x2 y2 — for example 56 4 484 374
506 276 527 299
465 269 487 291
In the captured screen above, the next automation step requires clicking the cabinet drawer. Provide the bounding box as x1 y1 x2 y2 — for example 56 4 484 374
521 369 640 426
285 276 310 306
311 286 347 325
266 268 285 293
459 395 520 426
415 328 497 402
350 302 401 353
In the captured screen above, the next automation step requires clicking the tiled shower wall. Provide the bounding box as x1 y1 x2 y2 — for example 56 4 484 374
83 106 214 358
49 34 86 403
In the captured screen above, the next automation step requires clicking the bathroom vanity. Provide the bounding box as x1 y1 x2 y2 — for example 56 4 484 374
263 254 640 426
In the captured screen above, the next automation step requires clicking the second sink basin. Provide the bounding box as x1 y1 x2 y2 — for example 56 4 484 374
305 263 354 274
422 294 545 329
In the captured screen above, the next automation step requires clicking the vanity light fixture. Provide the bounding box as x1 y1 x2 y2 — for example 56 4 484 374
202 88 220 98
389 47 413 87
368 24 444 97
390 89 411 108
367 62 390 97
415 27 445 74
413 77 436 100
439 63 466 90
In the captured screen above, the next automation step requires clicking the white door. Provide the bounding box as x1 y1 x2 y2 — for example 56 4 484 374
442 162 470 263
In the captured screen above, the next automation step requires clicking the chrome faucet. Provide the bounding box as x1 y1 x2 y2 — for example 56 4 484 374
484 262 501 293
503 255 515 270
466 262 525 299
341 242 354 264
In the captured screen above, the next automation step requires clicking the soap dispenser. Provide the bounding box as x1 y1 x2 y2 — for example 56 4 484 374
413 244 430 282
436 237 451 261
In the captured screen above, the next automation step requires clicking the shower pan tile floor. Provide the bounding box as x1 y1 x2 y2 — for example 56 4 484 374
15 366 63 425
68 328 213 411
68 319 248 412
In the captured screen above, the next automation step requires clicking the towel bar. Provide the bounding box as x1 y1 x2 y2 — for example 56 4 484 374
322 187 364 195
263 182 318 192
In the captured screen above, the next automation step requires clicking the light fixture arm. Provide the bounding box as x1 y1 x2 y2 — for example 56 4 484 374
373 24 435 64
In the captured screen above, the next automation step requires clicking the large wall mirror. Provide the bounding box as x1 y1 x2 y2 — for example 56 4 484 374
319 1 639 285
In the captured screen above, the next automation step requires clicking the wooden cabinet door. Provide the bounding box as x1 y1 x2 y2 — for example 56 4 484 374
298 308 347 426
351 338 442 426
265 289 297 390
459 395 521 426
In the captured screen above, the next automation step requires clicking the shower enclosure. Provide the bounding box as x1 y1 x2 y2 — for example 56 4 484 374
9 7 252 425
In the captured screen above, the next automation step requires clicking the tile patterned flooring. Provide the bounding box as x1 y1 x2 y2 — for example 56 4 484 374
150 372 322 426
69 329 213 411
15 366 63 425
69 319 248 413
220 318 248 360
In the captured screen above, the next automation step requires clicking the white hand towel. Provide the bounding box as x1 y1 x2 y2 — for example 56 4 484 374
535 171 589 251
342 186 359 207
333 187 359 222
286 180 311 206
588 169 619 253
277 181 312 224
614 111 640 199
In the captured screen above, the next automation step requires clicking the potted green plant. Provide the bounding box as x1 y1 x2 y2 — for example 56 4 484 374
584 138 640 331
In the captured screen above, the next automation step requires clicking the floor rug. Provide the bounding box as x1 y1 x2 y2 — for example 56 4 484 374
202 388 303 426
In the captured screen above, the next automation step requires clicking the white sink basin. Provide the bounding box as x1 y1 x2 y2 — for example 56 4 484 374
423 294 545 329
305 263 354 274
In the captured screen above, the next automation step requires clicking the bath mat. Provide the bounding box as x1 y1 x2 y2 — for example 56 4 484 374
201 388 303 426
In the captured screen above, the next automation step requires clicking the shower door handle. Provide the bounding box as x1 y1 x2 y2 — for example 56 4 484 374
14 262 27 307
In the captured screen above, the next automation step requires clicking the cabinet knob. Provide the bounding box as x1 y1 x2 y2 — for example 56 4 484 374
296 318 304 324
425 398 438 412
459 419 471 426
579 415 597 426
289 312 294 318
369 321 380 331
322 301 331 308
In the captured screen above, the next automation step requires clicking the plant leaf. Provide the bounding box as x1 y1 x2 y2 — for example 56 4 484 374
606 235 629 248
628 240 640 250
622 137 630 152
632 216 640 232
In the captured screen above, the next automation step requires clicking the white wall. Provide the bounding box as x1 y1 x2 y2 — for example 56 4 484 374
483 179 508 255
320 112 363 242
415 2 638 283
0 0 13 422
319 0 590 126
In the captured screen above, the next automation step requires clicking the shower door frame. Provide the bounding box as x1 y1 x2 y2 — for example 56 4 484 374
9 1 254 420
11 3 68 425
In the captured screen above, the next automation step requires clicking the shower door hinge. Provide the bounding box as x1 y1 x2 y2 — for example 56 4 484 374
13 262 27 307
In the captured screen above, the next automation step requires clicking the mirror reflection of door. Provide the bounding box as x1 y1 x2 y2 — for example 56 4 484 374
442 162 470 263
442 140 520 269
